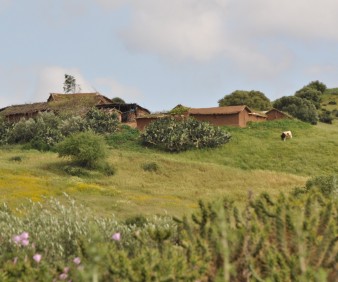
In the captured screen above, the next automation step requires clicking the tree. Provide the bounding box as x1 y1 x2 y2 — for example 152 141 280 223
305 80 327 93
111 97 126 104
218 90 271 110
295 87 322 109
273 96 318 124
56 131 108 168
63 74 81 94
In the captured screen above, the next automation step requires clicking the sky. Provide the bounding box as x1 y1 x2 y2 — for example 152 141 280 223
1 0 338 112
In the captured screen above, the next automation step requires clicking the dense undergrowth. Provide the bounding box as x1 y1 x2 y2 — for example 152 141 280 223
0 176 337 281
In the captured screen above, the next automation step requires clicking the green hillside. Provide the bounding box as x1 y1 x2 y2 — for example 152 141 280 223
321 87 338 118
1 119 337 219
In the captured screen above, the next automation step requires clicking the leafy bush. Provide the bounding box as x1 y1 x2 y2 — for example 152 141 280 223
141 117 231 152
273 96 318 124
85 107 119 134
59 115 89 136
218 90 271 110
319 110 334 124
106 125 140 149
125 215 148 227
0 189 337 281
8 156 22 162
7 112 63 148
305 175 337 197
0 117 11 145
142 162 159 172
56 131 108 168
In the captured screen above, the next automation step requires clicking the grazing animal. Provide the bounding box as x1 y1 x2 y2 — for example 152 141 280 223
281 131 292 141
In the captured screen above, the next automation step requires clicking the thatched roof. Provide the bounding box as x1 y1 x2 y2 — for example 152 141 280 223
0 102 50 116
188 105 252 115
48 93 112 104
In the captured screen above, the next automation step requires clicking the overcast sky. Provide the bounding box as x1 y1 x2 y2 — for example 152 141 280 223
1 0 338 112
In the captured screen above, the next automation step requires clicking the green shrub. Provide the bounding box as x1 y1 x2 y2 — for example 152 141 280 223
56 131 108 168
7 118 38 144
141 117 231 152
7 112 63 148
273 96 318 124
305 175 337 197
59 115 89 136
142 162 159 172
85 107 119 134
0 117 11 145
0 189 337 281
125 215 148 227
106 125 140 148
63 165 89 176
96 161 116 176
319 110 334 124
8 156 22 162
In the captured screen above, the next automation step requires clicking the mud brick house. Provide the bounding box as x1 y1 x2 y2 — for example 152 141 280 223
0 103 50 123
0 92 114 122
188 105 262 127
263 108 292 121
97 103 150 122
248 112 267 122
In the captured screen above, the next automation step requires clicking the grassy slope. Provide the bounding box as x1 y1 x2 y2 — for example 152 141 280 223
1 119 337 219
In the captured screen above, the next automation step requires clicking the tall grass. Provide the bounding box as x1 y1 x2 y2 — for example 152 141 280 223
1 119 337 218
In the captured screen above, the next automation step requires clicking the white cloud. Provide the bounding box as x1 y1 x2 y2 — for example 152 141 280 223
94 77 142 101
94 0 338 78
237 0 338 40
119 0 227 62
34 66 95 102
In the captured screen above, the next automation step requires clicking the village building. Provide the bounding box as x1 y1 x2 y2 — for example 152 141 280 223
263 108 292 121
248 112 268 122
0 93 149 125
188 105 258 128
0 103 50 123
96 103 150 123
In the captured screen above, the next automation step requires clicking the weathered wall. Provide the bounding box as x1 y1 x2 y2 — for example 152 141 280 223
136 117 158 130
190 113 241 127
266 109 289 121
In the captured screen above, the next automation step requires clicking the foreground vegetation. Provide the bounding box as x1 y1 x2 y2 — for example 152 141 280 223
0 180 337 281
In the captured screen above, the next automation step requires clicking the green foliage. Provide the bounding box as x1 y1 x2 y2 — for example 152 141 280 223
305 80 327 93
168 105 190 115
106 125 140 149
56 131 108 168
319 110 334 124
0 189 337 281
59 115 89 136
63 74 80 94
111 97 126 104
0 116 11 145
218 90 272 110
85 107 119 134
305 175 338 197
273 96 318 124
7 112 63 147
295 86 322 109
141 117 231 152
142 162 159 172
8 155 22 162
125 215 148 227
